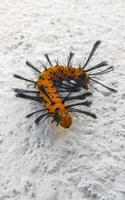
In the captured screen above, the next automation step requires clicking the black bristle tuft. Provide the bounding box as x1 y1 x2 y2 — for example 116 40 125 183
15 93 42 102
35 113 50 125
86 61 108 72
66 101 92 108
26 109 47 118
13 88 38 94
89 66 114 76
67 52 75 67
14 74 36 83
83 40 101 69
26 61 41 73
90 78 117 93
69 108 97 119
63 92 92 102
44 54 53 66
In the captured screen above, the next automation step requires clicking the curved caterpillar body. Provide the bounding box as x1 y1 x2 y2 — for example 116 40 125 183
14 41 116 128
36 66 89 128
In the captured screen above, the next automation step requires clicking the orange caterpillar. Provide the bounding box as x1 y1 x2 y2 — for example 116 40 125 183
14 41 116 128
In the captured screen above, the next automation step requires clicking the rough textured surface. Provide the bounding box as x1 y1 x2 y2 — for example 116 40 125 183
0 0 125 199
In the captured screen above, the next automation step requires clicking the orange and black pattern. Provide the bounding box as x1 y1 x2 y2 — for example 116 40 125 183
14 41 116 128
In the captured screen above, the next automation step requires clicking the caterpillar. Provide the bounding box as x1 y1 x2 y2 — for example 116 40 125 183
14 41 116 128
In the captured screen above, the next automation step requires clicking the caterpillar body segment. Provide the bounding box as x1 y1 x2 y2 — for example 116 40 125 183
14 41 116 128
36 81 73 128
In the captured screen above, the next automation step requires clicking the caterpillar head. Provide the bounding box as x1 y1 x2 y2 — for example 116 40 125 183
60 111 72 128
53 107 72 128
